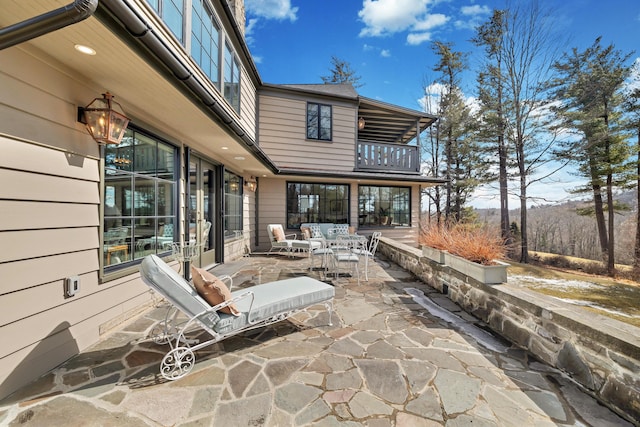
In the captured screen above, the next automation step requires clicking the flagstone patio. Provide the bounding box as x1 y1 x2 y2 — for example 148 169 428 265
0 253 634 426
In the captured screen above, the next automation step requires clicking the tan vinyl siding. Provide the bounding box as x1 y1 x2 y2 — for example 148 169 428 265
258 94 357 171
238 70 257 141
0 57 154 399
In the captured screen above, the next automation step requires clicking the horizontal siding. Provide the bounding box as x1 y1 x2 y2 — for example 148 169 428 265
0 201 98 231
0 250 98 296
0 169 98 203
258 94 357 171
0 49 149 399
0 289 153 401
239 71 257 141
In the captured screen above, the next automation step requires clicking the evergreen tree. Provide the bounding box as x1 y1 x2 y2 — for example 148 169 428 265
472 10 513 247
548 37 634 275
321 56 363 88
430 41 481 222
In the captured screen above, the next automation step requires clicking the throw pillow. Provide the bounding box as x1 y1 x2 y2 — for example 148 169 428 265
191 266 241 316
273 226 285 242
310 225 324 239
300 226 311 240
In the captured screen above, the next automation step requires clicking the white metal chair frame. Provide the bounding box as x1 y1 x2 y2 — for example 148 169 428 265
351 232 382 281
331 235 361 284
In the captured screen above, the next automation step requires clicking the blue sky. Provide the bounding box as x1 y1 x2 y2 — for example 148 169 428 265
243 0 640 208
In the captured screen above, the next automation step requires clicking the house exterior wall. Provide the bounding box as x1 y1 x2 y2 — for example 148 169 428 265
0 49 156 400
257 93 357 171
255 178 420 251
0 22 259 400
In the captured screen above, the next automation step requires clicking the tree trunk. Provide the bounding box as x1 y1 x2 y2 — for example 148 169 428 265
592 184 609 259
519 167 528 263
606 173 615 275
635 129 640 269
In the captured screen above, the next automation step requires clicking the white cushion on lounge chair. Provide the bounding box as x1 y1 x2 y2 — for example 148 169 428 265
140 255 220 328
214 276 335 335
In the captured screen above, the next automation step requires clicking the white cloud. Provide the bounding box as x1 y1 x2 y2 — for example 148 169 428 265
454 3 491 30
460 4 491 16
413 13 449 31
380 49 391 57
407 32 432 45
245 0 298 21
359 0 428 37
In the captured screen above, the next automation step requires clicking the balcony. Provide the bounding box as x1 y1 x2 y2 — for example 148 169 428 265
356 140 420 173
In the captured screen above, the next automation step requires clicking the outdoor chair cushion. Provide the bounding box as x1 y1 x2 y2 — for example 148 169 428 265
273 226 285 242
213 276 335 335
191 266 240 316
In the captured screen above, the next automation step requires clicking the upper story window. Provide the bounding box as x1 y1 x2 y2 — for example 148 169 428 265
358 185 410 227
223 42 241 112
103 127 178 271
307 103 332 141
224 171 243 239
191 0 220 86
148 0 185 44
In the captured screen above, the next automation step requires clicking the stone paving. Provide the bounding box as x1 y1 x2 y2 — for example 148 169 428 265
0 253 634 426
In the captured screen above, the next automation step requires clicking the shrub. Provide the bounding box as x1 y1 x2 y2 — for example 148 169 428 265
420 221 506 266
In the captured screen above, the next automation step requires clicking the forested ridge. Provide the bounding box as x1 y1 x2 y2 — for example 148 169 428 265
476 191 638 265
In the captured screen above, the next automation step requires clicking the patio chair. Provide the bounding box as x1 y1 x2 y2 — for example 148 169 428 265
351 231 382 281
140 254 335 380
267 224 297 256
332 235 360 284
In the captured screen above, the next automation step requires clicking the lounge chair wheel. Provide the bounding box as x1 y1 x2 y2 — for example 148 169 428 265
160 347 195 380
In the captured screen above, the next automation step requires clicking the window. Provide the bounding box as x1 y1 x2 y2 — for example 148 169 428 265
224 171 242 239
148 0 185 44
191 0 220 86
306 103 332 141
286 182 349 228
104 128 177 269
358 186 410 227
223 42 241 112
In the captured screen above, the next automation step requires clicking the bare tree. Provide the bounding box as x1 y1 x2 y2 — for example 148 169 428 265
501 0 563 263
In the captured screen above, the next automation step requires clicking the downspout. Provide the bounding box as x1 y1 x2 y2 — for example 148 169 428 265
0 0 98 50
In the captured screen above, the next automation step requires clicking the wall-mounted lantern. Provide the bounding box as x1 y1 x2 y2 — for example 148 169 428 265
358 116 366 130
78 92 130 145
245 176 257 192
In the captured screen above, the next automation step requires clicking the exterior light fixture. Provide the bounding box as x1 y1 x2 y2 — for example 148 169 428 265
79 92 130 145
245 176 257 192
358 116 365 130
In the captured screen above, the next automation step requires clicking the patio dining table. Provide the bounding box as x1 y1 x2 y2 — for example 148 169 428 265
321 234 368 282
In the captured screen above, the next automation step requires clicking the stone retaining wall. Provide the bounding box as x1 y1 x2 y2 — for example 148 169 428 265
378 237 640 425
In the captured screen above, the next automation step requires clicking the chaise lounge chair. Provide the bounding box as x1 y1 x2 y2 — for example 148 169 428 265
139 254 335 380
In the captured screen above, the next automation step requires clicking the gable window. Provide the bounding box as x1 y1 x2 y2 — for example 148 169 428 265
358 186 410 227
287 182 349 228
306 103 332 141
103 127 177 270
224 171 242 239
148 0 185 44
223 42 241 112
191 0 220 87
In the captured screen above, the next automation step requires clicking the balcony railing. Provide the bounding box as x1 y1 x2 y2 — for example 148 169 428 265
356 141 420 173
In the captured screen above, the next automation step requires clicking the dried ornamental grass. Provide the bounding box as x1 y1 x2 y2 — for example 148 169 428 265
420 222 506 266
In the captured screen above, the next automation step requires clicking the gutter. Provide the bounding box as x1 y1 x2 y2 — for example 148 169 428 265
0 0 98 50
98 0 277 173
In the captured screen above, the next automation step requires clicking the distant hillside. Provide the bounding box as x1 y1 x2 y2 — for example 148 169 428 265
474 190 637 265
